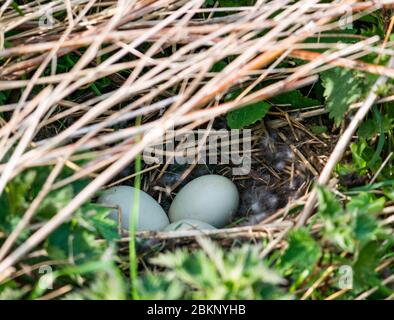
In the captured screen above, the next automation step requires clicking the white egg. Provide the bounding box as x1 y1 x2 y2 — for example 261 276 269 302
98 185 169 231
163 219 216 232
169 175 239 228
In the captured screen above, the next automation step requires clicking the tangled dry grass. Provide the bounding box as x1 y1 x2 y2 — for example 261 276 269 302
0 0 394 291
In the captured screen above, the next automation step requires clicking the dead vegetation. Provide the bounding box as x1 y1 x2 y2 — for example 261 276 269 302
0 0 393 299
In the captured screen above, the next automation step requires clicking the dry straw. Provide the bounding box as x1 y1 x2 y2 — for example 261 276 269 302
0 0 393 287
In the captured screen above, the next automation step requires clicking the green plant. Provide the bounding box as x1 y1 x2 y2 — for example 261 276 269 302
138 238 290 300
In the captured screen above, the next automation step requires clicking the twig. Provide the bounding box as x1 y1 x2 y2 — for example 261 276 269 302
297 55 394 227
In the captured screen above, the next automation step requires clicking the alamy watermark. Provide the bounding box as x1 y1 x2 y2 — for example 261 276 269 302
38 8 57 29
38 265 54 290
338 265 353 290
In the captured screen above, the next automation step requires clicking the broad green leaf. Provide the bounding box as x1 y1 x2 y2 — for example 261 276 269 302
226 101 270 129
37 186 74 218
0 285 28 300
5 170 36 215
346 192 385 215
321 68 362 124
354 213 379 244
351 138 381 172
270 90 320 109
316 185 343 218
358 119 377 139
63 263 126 300
80 204 119 242
137 273 185 300
280 228 321 278
352 242 381 291
45 223 103 263
0 92 7 105
149 239 288 299
310 125 328 135
316 186 355 251
211 60 227 72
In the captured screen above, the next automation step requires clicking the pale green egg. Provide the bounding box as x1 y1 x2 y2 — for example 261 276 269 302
98 185 169 231
169 175 239 228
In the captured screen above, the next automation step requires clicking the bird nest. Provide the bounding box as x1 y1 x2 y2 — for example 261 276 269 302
0 0 394 275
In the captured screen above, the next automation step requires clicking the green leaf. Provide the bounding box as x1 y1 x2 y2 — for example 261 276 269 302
148 239 288 299
0 285 28 300
354 213 379 244
347 193 383 244
11 1 24 16
358 107 393 139
270 90 320 109
346 192 385 215
226 101 270 129
0 92 7 105
211 60 227 72
217 0 255 7
352 242 381 291
321 68 362 124
137 273 185 300
37 186 74 218
310 125 328 135
280 228 321 279
5 170 36 215
316 186 357 251
351 138 380 172
316 185 343 218
45 223 103 263
80 204 119 242
358 119 377 139
63 263 126 300
0 170 37 234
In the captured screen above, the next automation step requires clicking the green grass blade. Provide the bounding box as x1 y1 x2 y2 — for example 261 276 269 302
129 116 142 300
